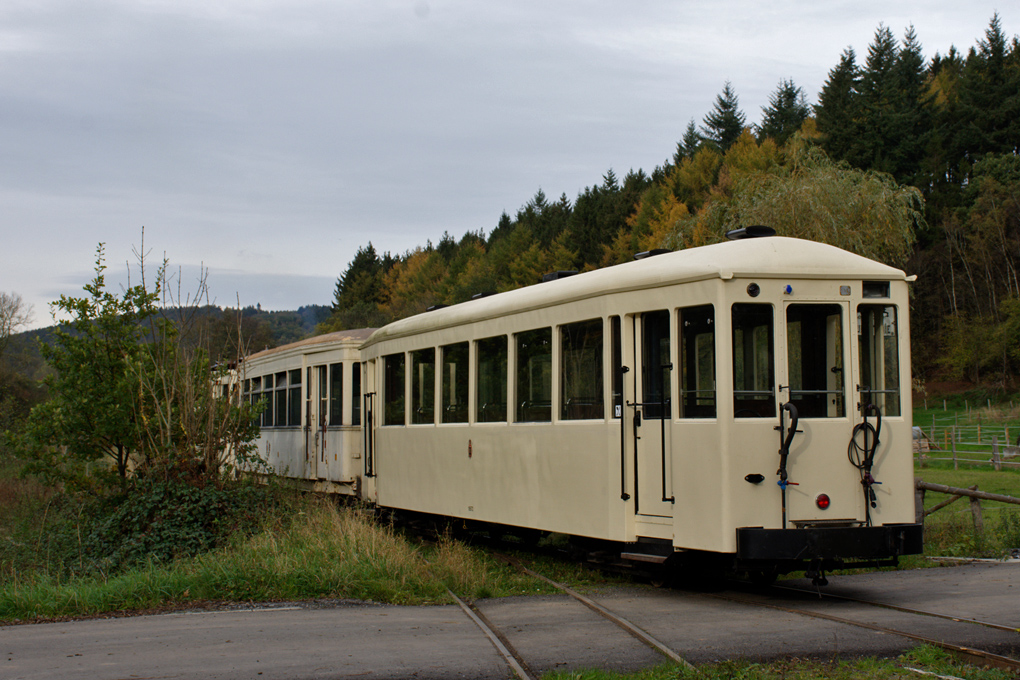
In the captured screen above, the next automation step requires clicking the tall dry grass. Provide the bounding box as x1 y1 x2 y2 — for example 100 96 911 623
0 497 547 622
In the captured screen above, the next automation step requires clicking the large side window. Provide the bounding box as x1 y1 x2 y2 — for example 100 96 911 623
858 305 901 417
329 363 343 426
383 353 406 426
441 342 469 423
250 376 262 427
352 362 362 426
411 348 436 425
317 366 328 428
476 336 508 423
262 375 274 427
679 305 715 418
611 316 622 419
787 304 845 418
515 328 552 422
288 369 302 426
641 311 671 419
560 319 603 420
275 371 288 425
732 304 775 418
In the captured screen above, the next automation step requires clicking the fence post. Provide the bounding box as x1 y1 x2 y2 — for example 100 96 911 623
952 428 957 470
914 480 926 524
969 495 984 535
992 435 1001 471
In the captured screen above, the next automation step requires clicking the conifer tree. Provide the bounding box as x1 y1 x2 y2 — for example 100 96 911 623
700 82 746 151
757 79 810 146
673 120 702 165
815 48 861 163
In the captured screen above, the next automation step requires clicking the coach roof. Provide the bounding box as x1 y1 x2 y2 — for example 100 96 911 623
361 236 909 349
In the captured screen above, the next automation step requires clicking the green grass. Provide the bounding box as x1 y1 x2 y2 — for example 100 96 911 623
912 403 1020 559
0 498 570 622
542 645 1018 679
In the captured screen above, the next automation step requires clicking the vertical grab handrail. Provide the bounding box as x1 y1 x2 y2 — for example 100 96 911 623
661 363 674 504
620 366 630 501
364 392 376 478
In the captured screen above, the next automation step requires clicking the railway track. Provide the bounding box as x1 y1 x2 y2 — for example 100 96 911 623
447 556 1020 678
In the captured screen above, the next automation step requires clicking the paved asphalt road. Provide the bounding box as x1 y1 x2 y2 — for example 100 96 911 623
2 561 1018 679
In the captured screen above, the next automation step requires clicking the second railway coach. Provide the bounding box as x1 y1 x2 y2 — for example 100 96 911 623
241 328 374 495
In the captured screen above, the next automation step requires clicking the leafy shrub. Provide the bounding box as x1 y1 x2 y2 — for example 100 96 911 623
48 477 281 577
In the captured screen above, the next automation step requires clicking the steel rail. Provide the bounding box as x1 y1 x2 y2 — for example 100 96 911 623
495 553 695 671
707 591 1020 673
770 583 1020 634
446 587 536 680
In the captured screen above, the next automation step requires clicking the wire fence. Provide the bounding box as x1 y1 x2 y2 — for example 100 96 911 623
913 420 1020 470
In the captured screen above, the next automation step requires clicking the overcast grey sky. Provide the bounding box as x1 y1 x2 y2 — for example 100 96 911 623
1 1 1011 328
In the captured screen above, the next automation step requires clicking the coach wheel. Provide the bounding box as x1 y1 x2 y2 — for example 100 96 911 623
748 568 778 586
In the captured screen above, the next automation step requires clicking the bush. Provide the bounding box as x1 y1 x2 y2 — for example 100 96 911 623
43 477 282 578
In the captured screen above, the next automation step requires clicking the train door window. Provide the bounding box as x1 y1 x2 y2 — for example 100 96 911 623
786 304 845 418
560 319 603 420
352 362 362 426
679 305 716 418
275 372 288 425
515 328 552 422
250 376 262 427
411 348 436 425
476 335 507 423
262 375 274 427
288 369 302 426
441 342 469 423
858 305 901 417
641 311 671 419
611 316 622 419
317 366 328 428
732 304 775 418
383 353 406 426
329 363 343 426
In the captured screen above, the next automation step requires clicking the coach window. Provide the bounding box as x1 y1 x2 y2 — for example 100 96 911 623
317 366 328 429
611 316 622 419
352 362 362 426
732 304 775 418
262 375 274 427
516 328 552 422
787 304 845 418
679 305 716 418
858 305 901 417
288 369 302 426
275 372 288 425
411 348 436 425
560 319 603 420
441 342 469 423
329 363 343 426
250 377 262 427
383 353 406 426
642 311 671 419
476 335 508 423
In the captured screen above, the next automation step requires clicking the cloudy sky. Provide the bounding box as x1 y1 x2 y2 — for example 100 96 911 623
1 1 1011 328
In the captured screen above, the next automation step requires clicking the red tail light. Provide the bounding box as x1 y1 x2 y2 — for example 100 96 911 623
816 494 831 510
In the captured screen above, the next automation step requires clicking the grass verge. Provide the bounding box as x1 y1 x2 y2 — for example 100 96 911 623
543 644 1018 679
0 497 563 622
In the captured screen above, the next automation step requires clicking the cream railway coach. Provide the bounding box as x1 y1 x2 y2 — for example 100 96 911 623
244 229 923 582
240 328 374 495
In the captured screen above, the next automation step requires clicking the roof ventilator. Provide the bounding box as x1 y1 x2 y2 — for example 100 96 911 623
542 270 578 282
634 249 672 260
725 225 776 240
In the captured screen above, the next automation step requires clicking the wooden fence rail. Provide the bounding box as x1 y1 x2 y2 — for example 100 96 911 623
914 478 1020 534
